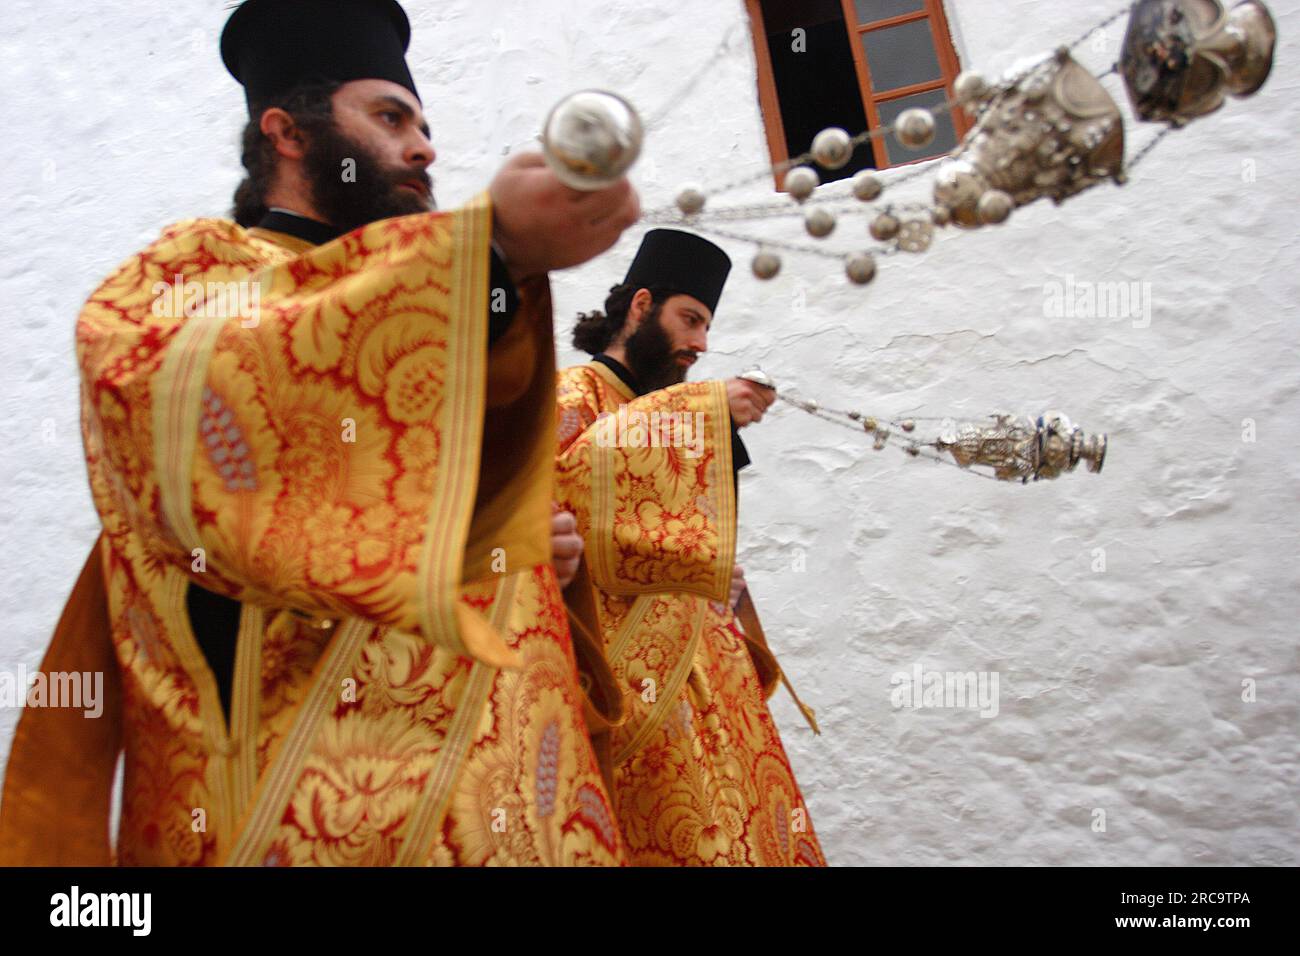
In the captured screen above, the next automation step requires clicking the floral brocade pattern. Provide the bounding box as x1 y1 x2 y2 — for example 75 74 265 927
80 214 475 639
258 570 622 867
80 213 622 866
555 368 733 600
555 365 825 866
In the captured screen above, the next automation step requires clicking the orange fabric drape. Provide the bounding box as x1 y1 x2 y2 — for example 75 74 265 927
0 535 122 865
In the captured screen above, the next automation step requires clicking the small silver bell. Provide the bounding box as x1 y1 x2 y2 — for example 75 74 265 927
783 166 820 202
675 185 706 215
870 212 900 242
977 190 1014 225
811 127 853 170
954 71 991 107
751 250 781 280
851 171 883 202
894 108 936 150
845 252 877 285
804 207 836 238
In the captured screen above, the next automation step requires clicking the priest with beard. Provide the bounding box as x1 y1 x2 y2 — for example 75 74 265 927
554 229 826 866
0 0 641 866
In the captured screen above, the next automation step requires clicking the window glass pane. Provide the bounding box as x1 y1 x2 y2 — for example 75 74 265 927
860 18 942 92
876 87 958 165
853 0 925 23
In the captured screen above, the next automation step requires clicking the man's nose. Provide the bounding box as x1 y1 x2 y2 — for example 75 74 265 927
688 330 708 354
405 130 435 168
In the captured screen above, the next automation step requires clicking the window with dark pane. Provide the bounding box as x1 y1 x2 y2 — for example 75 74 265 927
747 0 967 180
759 0 876 180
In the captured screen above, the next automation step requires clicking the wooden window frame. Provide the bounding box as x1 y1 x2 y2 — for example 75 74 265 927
746 0 970 189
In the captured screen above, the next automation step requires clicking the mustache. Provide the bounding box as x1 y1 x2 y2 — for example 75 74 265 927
391 168 433 191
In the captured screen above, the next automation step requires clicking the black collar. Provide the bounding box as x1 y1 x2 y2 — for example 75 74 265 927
255 209 345 246
593 353 645 397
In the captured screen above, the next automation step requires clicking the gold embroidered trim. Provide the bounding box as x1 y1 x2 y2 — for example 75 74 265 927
393 575 516 865
152 312 227 554
229 603 265 819
221 616 370 866
585 361 635 402
707 378 738 602
608 595 653 664
416 193 494 661
612 597 707 766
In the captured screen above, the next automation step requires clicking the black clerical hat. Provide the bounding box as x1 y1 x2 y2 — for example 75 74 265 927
623 230 732 315
221 0 420 111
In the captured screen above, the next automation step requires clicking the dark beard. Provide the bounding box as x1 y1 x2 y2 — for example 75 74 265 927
624 307 690 393
302 121 435 233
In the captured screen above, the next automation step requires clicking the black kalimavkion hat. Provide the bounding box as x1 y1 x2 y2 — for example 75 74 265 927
623 229 733 315
221 0 420 112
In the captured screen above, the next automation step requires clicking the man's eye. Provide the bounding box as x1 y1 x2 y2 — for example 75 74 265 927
381 112 401 126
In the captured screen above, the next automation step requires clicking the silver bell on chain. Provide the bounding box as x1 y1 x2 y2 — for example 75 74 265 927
811 127 853 170
752 250 782 280
783 166 820 202
845 252 877 285
894 108 936 150
804 207 836 238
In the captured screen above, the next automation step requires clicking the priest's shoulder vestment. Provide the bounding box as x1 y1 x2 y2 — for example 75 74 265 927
0 199 624 866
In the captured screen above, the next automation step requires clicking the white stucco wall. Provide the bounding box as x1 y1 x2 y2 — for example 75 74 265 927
1 0 1296 865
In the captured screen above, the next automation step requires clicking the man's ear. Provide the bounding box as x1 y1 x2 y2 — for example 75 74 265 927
626 287 654 328
259 107 308 161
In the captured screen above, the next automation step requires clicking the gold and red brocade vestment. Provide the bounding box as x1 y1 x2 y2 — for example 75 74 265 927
0 198 623 866
554 362 825 866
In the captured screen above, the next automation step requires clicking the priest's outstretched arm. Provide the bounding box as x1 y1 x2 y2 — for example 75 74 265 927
79 161 637 666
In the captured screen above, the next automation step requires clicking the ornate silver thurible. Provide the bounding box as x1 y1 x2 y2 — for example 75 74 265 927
1120 0 1277 125
739 369 1107 485
932 49 1126 229
937 413 1107 483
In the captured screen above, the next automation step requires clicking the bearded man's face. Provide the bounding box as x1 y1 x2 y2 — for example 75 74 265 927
623 293 713 393
305 79 436 232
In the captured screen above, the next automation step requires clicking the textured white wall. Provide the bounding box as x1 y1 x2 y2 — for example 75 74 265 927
1 0 1296 865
